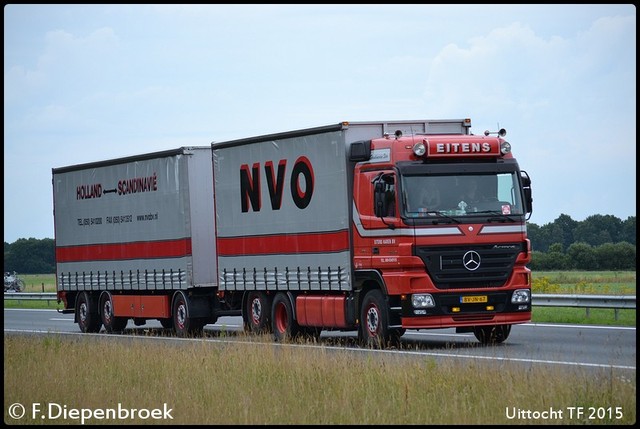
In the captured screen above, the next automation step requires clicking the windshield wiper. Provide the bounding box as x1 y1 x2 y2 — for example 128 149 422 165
473 210 517 222
423 211 461 224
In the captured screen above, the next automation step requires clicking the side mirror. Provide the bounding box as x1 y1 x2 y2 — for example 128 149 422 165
349 140 371 162
520 170 533 214
372 173 396 219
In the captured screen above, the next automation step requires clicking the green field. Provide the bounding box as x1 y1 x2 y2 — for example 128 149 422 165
532 270 636 295
10 273 56 293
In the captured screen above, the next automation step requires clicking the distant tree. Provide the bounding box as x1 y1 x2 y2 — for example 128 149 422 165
527 213 578 252
543 243 570 270
529 250 557 270
528 214 635 255
3 238 55 274
574 214 623 246
594 242 636 270
621 216 636 245
566 242 598 270
554 214 578 251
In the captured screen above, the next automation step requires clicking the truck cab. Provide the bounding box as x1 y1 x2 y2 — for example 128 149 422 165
350 120 533 344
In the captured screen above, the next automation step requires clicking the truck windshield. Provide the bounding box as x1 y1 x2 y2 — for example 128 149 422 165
402 172 524 218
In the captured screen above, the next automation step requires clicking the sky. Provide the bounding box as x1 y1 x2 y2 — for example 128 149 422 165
3 4 636 244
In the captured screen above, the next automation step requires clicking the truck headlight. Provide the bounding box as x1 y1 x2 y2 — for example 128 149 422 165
500 141 512 155
412 294 435 308
511 289 531 304
412 142 426 157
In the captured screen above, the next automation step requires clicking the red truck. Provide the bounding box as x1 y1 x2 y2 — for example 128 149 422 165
53 118 533 347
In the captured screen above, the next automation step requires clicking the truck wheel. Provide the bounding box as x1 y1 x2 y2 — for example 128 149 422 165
76 291 101 333
99 293 128 333
271 292 300 342
244 291 272 334
172 291 203 337
358 289 393 349
473 324 512 344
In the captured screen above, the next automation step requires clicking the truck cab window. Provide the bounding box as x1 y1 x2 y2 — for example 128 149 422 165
373 173 396 218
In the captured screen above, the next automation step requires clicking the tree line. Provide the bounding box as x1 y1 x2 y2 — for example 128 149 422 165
527 214 635 270
4 214 636 274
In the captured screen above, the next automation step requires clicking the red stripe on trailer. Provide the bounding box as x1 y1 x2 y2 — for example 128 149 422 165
55 238 192 263
217 230 349 256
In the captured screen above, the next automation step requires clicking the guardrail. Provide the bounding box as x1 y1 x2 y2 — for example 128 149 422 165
532 294 636 309
4 292 58 302
532 293 636 320
4 293 636 317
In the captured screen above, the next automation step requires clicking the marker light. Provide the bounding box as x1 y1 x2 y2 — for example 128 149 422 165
412 142 426 157
500 141 512 155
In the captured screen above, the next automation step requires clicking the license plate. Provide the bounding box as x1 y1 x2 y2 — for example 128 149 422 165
461 295 487 303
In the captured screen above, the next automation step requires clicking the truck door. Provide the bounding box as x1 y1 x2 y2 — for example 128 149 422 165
369 171 403 268
353 170 399 269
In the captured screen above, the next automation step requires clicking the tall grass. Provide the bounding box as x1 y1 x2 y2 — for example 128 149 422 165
3 335 636 425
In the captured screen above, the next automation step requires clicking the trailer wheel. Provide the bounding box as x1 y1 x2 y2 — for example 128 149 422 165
473 324 512 344
358 289 393 349
271 292 300 342
244 291 272 334
76 291 101 333
99 293 128 333
172 291 203 337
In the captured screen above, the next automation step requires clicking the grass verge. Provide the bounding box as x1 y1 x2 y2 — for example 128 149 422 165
3 334 636 425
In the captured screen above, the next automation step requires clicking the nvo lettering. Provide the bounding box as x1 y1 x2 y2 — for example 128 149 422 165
240 156 314 212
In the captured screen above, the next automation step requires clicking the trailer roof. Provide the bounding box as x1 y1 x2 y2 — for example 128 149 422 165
52 146 210 174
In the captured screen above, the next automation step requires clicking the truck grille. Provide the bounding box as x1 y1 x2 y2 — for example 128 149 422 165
414 243 524 289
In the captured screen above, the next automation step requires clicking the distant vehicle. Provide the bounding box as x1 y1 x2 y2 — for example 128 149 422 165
4 271 26 292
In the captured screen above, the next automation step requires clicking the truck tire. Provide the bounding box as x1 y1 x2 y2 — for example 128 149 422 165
244 291 272 334
271 292 300 342
473 324 511 344
76 291 101 333
99 292 128 334
172 291 203 337
358 289 394 349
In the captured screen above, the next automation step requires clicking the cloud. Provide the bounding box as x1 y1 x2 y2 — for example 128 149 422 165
3 5 636 242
